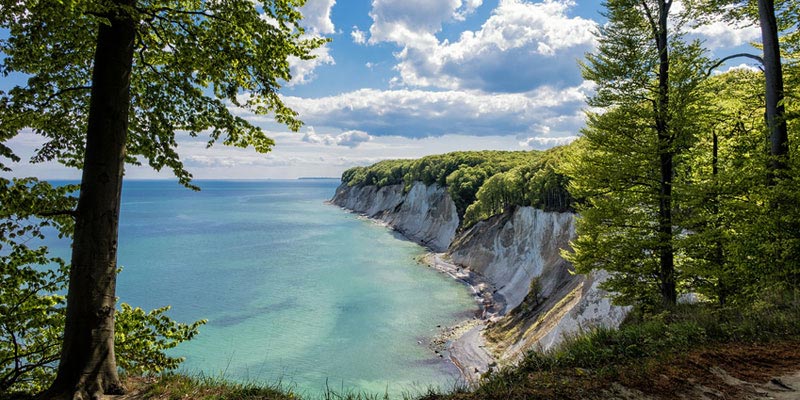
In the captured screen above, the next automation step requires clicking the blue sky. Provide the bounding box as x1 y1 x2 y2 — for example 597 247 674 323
3 0 763 179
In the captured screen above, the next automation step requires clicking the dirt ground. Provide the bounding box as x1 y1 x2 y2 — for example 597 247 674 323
607 341 800 399
112 340 800 400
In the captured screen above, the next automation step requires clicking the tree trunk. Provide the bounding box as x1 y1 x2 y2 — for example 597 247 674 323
42 1 135 398
758 0 789 179
655 0 677 308
711 131 727 305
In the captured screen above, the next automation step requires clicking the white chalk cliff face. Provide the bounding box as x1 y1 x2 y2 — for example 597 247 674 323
331 181 628 361
331 182 459 252
449 207 577 314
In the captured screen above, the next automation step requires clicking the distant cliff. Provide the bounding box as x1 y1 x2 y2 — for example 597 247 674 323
330 181 627 362
331 182 458 252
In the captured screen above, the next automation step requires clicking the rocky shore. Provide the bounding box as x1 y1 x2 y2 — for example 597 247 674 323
329 181 629 384
421 253 501 381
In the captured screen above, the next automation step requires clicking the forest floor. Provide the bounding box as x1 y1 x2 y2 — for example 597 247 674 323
606 340 800 400
111 339 800 400
423 340 800 400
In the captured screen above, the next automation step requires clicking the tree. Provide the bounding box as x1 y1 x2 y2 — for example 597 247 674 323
758 0 790 175
0 179 74 393
566 0 709 308
687 0 793 177
0 0 325 397
686 0 799 293
678 69 765 304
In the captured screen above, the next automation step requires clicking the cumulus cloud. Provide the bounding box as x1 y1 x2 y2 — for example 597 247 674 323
367 0 597 92
288 45 335 86
351 26 367 44
519 135 578 150
301 128 373 148
454 0 483 20
284 0 337 86
670 1 760 49
688 20 760 49
710 62 761 76
368 0 461 45
282 82 592 138
336 130 373 148
302 129 336 145
300 0 337 35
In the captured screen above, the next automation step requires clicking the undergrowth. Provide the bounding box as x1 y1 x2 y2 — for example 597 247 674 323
6 292 797 400
425 290 800 400
139 373 460 400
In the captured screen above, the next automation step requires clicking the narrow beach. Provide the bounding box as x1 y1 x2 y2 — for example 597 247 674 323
421 253 500 383
331 202 505 384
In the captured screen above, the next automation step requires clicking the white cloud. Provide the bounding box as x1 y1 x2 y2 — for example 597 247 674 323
281 82 593 138
336 130 372 148
519 135 578 150
284 0 337 86
351 26 367 44
712 62 761 75
288 44 335 86
671 1 761 49
368 0 462 45
301 127 373 148
300 0 337 35
302 128 336 145
367 0 597 92
454 0 483 21
688 21 760 49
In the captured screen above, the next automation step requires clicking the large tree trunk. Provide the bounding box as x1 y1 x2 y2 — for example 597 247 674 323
654 0 677 308
758 0 789 178
43 1 135 398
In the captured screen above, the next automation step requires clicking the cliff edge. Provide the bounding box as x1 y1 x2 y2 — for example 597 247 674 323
330 181 628 374
331 182 458 252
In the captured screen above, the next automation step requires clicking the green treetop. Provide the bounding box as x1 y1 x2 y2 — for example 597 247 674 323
0 1 325 398
565 0 711 308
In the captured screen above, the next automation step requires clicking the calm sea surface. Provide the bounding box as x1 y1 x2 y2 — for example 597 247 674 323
46 179 477 397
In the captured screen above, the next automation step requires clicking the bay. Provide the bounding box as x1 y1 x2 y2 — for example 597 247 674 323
46 179 477 397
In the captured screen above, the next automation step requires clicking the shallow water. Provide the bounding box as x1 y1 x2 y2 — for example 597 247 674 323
47 179 478 397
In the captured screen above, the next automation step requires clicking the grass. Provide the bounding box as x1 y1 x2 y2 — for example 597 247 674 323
421 289 800 399
132 291 800 400
8 292 798 400
129 373 463 400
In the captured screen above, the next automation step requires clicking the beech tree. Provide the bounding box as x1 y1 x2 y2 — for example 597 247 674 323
566 0 709 308
0 0 324 398
686 0 799 292
687 0 794 177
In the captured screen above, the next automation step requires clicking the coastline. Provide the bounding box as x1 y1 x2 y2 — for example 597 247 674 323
421 253 500 382
328 199 503 383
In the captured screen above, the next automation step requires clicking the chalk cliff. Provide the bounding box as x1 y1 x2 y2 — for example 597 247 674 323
331 181 628 364
331 182 459 252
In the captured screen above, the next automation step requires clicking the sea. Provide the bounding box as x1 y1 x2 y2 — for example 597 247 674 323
43 179 478 397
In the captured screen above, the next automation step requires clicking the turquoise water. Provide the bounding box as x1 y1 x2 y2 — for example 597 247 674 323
50 180 478 396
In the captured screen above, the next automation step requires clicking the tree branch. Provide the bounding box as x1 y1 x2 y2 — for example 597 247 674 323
640 1 660 43
35 86 91 109
37 209 77 218
706 53 765 77
139 6 230 23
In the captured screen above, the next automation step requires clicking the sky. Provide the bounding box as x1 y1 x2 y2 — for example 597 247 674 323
2 0 763 180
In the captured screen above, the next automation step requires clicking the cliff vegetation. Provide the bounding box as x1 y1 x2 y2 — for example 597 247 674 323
340 148 575 227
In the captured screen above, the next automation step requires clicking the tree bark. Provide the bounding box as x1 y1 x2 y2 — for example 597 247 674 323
711 131 728 305
655 0 677 308
758 0 789 179
42 1 135 398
